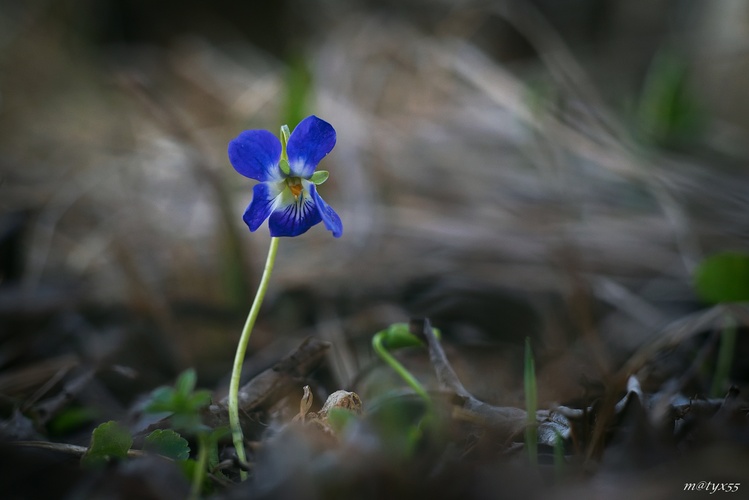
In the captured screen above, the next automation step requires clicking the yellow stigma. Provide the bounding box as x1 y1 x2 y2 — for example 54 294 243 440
287 177 303 198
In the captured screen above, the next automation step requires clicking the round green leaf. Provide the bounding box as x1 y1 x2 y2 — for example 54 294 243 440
81 421 133 467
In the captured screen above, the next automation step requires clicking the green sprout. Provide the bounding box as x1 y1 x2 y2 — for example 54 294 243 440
371 322 441 404
370 322 444 458
145 369 212 432
524 337 538 467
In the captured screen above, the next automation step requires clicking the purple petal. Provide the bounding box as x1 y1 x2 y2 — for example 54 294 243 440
229 130 282 181
287 115 336 178
268 189 322 237
243 182 282 231
310 185 343 238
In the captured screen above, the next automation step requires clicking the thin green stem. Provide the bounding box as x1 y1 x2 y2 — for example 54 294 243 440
190 433 209 500
524 337 538 467
228 236 280 481
372 332 431 403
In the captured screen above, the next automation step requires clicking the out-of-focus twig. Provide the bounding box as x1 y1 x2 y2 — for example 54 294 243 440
417 318 528 442
14 440 149 459
30 369 94 426
0 354 78 397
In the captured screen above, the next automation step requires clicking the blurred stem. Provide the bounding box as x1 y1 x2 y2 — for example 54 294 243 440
524 337 538 467
228 236 280 481
372 332 431 404
710 315 737 397
553 430 565 482
190 433 209 500
120 76 255 307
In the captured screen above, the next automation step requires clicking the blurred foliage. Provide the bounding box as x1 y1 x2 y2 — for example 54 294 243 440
143 428 191 461
46 405 97 437
220 233 252 311
283 54 313 130
367 395 429 461
325 406 359 434
636 48 705 148
143 369 212 432
694 252 749 304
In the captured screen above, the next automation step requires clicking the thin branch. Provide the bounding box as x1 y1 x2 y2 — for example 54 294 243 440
416 319 527 442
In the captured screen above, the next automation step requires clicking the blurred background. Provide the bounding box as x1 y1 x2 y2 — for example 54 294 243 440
1 0 748 412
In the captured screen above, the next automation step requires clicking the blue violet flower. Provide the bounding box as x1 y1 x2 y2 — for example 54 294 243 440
229 115 343 238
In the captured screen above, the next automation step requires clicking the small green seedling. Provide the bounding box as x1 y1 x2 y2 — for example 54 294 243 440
144 369 218 499
371 322 441 403
370 322 444 459
144 369 212 433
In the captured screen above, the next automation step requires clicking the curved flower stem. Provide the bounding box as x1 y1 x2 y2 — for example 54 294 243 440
228 236 280 481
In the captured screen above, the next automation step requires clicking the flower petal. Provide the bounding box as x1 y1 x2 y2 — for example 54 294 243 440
287 115 336 178
243 182 284 231
229 130 283 181
267 186 322 237
310 184 343 238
